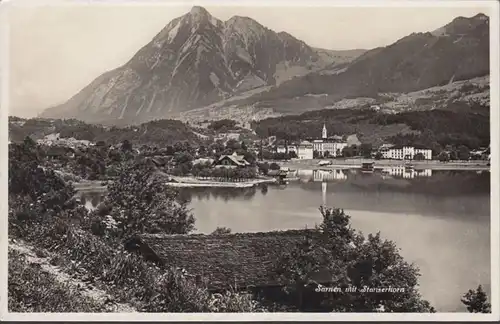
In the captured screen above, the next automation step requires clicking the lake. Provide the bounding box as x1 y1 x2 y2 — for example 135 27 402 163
79 168 491 312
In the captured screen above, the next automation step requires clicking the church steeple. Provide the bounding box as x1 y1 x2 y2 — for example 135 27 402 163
322 123 327 139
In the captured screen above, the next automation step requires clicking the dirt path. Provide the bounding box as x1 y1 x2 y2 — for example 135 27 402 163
8 239 136 313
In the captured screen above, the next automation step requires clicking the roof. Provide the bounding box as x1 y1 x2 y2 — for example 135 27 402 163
126 230 318 290
193 158 215 165
268 170 288 176
378 144 395 150
215 154 250 166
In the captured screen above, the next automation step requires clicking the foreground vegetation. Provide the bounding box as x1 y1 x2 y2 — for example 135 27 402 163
8 138 491 313
8 250 104 313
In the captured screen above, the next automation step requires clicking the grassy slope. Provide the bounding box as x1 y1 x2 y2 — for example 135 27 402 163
8 249 105 313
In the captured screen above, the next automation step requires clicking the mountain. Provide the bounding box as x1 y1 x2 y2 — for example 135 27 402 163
201 12 490 118
41 6 363 124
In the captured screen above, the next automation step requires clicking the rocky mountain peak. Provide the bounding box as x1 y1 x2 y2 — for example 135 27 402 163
41 6 331 124
189 5 210 17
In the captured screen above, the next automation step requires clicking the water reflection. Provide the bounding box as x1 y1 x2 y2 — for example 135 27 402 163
78 170 490 214
381 166 432 179
294 167 435 182
76 169 491 312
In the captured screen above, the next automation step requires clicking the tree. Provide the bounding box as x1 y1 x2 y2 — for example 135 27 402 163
258 162 270 175
211 227 232 235
241 141 248 151
225 139 241 151
359 144 373 158
458 145 470 161
166 145 175 155
324 151 330 158
208 119 237 131
197 145 206 156
269 162 280 170
438 152 450 162
374 152 383 160
121 140 132 153
274 207 435 312
342 147 352 158
461 285 491 313
414 153 425 161
23 136 36 148
103 161 195 238
449 150 458 161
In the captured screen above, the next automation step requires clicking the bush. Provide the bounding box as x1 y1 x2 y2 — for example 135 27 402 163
269 163 280 170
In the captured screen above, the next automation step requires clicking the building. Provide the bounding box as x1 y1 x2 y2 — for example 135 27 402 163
124 230 333 293
308 124 348 157
213 152 250 168
312 140 348 157
380 146 432 160
297 140 314 159
276 144 298 154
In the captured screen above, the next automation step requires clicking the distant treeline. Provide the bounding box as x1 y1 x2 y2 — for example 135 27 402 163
251 108 489 150
9 117 202 146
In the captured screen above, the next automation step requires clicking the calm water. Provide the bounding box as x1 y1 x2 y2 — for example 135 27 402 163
80 168 491 312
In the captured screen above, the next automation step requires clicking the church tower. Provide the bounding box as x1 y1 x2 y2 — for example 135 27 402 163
322 123 327 139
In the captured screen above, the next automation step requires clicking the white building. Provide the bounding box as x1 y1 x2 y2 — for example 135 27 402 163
276 145 297 154
381 146 432 160
310 124 348 157
298 140 314 159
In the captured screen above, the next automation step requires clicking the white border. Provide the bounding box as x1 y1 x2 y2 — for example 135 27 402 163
1 0 499 321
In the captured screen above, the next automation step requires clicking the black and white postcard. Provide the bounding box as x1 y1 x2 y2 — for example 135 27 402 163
1 0 498 321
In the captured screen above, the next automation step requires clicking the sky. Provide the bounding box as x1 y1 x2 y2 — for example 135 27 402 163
4 0 494 118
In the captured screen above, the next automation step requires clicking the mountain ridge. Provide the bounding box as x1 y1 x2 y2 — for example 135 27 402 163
41 6 355 124
40 9 489 125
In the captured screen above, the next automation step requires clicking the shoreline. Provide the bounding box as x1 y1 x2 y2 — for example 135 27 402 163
165 176 277 188
277 159 490 171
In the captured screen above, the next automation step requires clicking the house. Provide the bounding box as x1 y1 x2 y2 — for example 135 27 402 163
124 229 326 292
213 152 250 168
298 141 314 160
